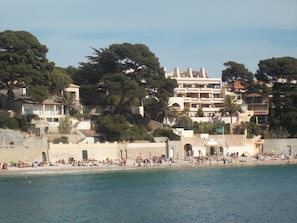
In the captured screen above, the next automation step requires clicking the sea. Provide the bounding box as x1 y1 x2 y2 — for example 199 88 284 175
0 165 296 223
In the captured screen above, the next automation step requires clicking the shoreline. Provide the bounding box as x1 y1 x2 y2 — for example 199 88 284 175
1 156 296 176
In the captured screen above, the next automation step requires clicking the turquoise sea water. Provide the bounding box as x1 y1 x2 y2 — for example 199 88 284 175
0 165 297 223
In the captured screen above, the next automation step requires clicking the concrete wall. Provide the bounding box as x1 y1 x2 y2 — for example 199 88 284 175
48 142 118 162
0 129 268 164
118 142 167 160
0 136 48 163
225 145 254 156
263 139 297 156
49 141 170 162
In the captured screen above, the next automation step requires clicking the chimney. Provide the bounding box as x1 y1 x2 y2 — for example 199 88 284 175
200 68 206 78
187 68 193 77
174 67 180 77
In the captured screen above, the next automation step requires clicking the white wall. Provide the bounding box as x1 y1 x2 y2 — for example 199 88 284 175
48 142 118 162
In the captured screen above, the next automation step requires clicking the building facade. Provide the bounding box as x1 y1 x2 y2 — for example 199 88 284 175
165 67 225 118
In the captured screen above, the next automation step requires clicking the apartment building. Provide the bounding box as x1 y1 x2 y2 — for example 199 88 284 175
165 67 225 119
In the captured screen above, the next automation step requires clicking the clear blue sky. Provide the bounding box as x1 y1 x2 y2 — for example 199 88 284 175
1 0 297 77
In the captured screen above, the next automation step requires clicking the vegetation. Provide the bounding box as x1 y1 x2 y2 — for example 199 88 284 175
53 136 69 144
58 116 72 134
56 90 79 116
222 61 253 92
144 97 178 124
0 30 58 107
0 113 28 131
1 30 297 140
221 57 297 138
73 43 177 113
269 126 290 139
219 95 240 124
73 43 177 140
233 122 263 138
256 57 297 137
193 122 228 135
152 128 179 140
175 115 193 130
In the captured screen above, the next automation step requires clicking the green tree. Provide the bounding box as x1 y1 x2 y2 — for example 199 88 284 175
220 95 240 124
152 128 179 140
78 84 106 106
0 113 19 129
56 66 78 80
246 81 271 96
74 43 176 115
53 136 69 144
176 115 193 129
48 69 72 94
269 126 290 139
193 122 227 134
233 122 263 138
27 85 49 103
221 61 254 92
58 116 72 134
144 97 178 124
56 91 79 116
103 72 142 115
0 30 54 108
95 114 130 141
256 57 297 137
255 57 297 84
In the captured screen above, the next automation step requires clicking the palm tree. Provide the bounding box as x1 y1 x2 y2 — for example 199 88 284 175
269 126 290 139
56 91 79 116
220 95 240 124
145 98 178 126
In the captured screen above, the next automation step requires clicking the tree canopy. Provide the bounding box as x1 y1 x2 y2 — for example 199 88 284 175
0 30 55 108
219 95 240 124
221 61 253 92
255 57 297 84
0 30 73 107
255 57 297 137
74 43 177 117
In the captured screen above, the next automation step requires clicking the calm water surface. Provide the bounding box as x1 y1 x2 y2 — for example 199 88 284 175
0 165 297 223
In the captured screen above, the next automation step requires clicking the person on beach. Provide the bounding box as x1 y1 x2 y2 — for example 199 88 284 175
2 162 8 170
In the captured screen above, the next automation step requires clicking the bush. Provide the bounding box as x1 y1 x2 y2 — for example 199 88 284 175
153 128 179 140
0 113 19 129
58 117 72 134
53 136 69 144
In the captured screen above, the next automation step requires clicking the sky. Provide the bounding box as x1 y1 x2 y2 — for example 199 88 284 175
1 0 297 77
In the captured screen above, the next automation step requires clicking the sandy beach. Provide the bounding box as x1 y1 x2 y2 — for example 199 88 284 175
1 155 296 176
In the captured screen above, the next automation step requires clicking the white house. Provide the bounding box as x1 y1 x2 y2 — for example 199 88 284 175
11 83 82 133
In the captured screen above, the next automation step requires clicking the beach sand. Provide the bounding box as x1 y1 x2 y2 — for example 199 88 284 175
1 156 296 176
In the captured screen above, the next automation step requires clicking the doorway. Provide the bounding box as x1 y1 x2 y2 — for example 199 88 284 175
184 144 193 157
82 150 88 160
42 152 47 162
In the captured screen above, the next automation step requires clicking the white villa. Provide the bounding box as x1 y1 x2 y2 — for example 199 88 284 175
9 84 81 133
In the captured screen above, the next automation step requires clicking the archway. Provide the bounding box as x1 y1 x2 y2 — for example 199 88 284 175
210 146 215 155
184 144 193 157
